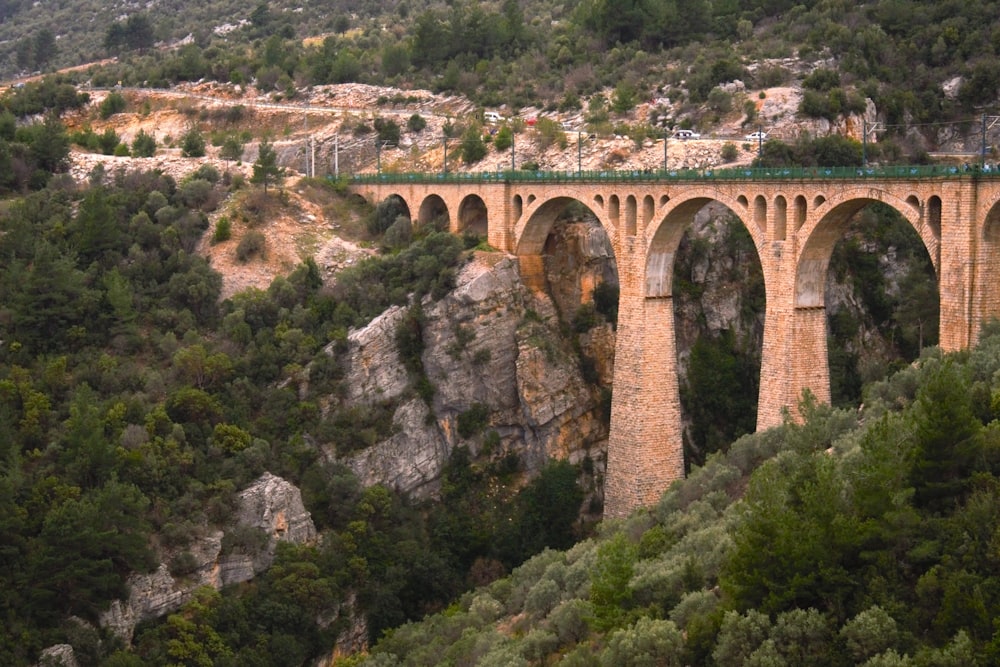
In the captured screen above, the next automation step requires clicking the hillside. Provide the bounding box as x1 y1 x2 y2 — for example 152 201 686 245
0 0 990 664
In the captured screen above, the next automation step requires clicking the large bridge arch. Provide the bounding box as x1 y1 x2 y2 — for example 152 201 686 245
644 192 763 297
797 189 934 308
776 189 938 421
513 194 619 294
605 191 766 516
515 191 619 255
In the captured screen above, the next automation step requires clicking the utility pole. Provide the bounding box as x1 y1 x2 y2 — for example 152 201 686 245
443 132 448 174
983 113 988 169
303 100 310 177
578 131 582 175
862 118 867 167
663 130 668 172
334 133 339 178
862 120 883 168
512 130 516 171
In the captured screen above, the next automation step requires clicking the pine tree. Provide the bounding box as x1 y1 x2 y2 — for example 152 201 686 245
251 138 284 194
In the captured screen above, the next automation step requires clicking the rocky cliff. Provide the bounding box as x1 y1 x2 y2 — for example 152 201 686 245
100 472 317 643
330 247 612 499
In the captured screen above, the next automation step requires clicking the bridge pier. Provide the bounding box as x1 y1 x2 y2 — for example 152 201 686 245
604 293 685 518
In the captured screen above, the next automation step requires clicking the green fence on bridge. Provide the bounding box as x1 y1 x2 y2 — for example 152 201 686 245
350 163 1000 185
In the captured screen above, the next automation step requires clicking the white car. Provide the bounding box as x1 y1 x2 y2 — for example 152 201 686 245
746 131 768 142
674 129 701 140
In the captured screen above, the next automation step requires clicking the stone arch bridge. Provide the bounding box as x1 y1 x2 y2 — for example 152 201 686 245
350 166 1000 518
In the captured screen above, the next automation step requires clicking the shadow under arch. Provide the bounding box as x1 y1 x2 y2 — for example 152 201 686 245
458 194 488 237
977 199 1000 334
647 197 766 469
417 194 449 229
798 193 936 308
797 194 939 408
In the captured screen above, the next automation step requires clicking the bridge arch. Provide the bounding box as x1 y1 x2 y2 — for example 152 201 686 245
797 188 937 309
458 194 488 236
645 191 763 293
515 195 617 256
417 194 449 229
977 197 1000 330
515 190 620 255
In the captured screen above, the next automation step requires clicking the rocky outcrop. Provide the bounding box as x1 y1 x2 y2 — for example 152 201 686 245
37 644 78 667
100 473 316 643
330 245 611 499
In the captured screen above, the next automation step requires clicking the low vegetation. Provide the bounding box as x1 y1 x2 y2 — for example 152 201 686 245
358 331 1000 665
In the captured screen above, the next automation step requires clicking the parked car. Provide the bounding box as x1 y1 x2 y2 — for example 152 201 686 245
674 129 701 140
484 111 503 123
746 131 768 142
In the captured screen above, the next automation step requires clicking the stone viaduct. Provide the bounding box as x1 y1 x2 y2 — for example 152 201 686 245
349 167 1000 518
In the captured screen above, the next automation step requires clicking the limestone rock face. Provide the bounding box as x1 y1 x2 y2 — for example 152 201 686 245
331 247 612 498
235 471 318 568
37 644 78 667
100 473 316 643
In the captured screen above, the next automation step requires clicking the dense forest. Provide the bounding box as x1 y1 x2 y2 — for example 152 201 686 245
0 0 990 664
0 112 598 663
4 0 1000 144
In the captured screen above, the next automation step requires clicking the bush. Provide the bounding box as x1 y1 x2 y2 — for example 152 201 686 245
460 127 487 164
99 91 127 119
168 551 200 577
384 216 412 249
131 130 156 157
457 403 490 438
98 127 120 155
407 113 427 132
212 216 232 244
181 127 206 157
721 142 739 162
236 230 266 262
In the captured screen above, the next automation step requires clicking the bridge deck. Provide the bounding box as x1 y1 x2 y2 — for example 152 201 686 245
351 163 1000 184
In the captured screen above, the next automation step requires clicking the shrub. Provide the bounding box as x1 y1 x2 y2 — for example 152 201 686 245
572 303 600 333
384 215 413 249
236 230 266 262
181 127 206 157
168 551 200 577
721 142 739 162
212 216 232 244
457 403 490 438
99 91 127 119
407 113 427 132
131 130 156 157
98 127 120 154
460 127 487 164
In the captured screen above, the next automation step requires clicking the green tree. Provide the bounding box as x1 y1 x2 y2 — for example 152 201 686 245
590 533 637 630
131 129 157 157
181 127 206 157
908 360 983 511
460 127 487 164
251 138 284 193
220 135 244 162
99 91 127 119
